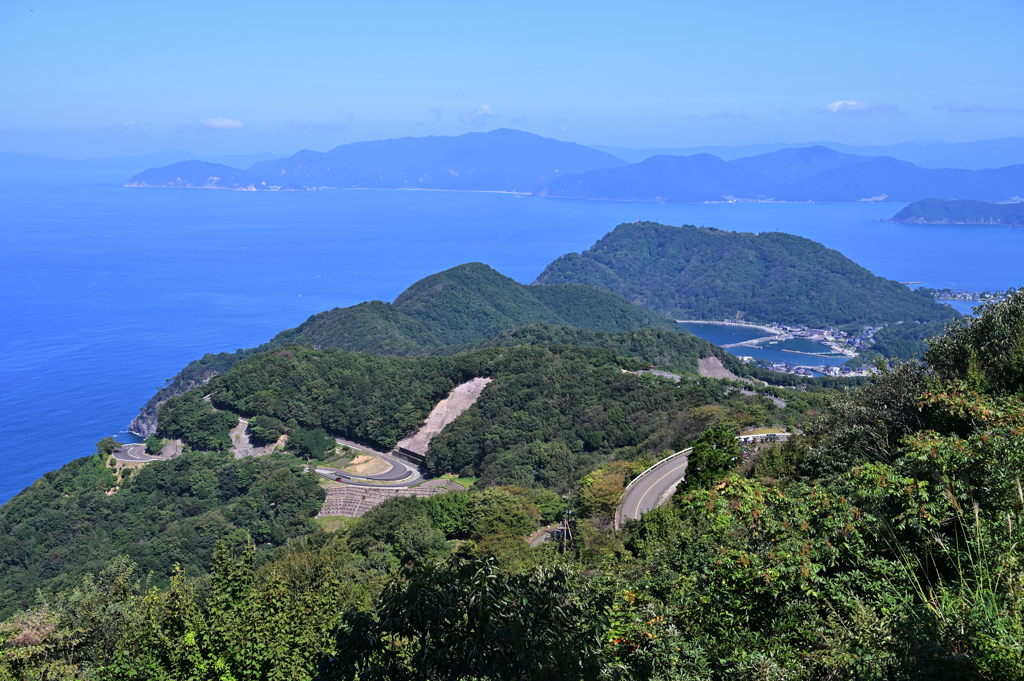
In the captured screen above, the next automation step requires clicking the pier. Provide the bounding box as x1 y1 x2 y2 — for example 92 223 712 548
720 335 787 348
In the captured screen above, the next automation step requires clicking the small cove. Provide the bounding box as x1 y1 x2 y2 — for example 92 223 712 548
678 323 851 367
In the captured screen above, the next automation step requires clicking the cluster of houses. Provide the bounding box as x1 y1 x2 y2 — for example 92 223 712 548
757 360 876 378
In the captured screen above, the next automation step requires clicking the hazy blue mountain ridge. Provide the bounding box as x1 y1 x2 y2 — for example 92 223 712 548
125 129 626 192
124 133 1024 202
593 137 1024 169
727 146 871 182
542 146 1024 203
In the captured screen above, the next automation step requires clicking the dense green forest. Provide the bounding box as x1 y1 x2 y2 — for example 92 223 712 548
159 342 817 486
2 336 822 625
135 231 935 436
131 263 682 434
893 198 1024 226
535 222 958 327
0 450 323 619
4 292 1024 678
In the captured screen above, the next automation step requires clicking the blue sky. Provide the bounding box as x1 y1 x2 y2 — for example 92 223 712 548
1 0 1022 157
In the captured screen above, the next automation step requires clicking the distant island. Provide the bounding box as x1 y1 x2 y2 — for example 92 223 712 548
892 198 1024 226
124 130 1024 203
124 128 626 193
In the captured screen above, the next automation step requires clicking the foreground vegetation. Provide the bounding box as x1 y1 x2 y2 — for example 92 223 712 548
5 289 1023 679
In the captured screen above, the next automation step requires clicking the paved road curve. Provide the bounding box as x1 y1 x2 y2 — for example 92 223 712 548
316 438 428 488
112 444 165 463
617 450 690 528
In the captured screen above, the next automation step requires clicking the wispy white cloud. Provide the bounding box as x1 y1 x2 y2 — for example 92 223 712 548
191 117 245 130
461 104 497 125
935 102 1024 114
820 100 899 115
711 109 745 119
123 120 147 130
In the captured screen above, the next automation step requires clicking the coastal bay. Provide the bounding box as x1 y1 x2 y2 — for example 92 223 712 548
3 186 1024 503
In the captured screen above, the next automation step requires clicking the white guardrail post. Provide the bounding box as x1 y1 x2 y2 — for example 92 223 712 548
614 447 692 531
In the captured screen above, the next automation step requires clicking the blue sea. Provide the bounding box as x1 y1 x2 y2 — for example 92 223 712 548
3 185 1024 504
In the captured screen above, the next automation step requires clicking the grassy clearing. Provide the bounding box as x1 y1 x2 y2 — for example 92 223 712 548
442 473 477 490
314 516 356 533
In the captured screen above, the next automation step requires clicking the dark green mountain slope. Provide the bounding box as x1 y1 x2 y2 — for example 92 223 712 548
527 283 678 331
130 264 680 435
391 263 567 345
535 222 958 327
0 449 323 618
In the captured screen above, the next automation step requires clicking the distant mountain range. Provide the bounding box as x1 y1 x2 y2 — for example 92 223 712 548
540 146 1024 203
594 137 1024 170
0 151 284 185
124 130 1024 203
125 129 625 193
892 199 1024 226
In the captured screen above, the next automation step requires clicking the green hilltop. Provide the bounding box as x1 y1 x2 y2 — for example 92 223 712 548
132 263 683 434
535 221 958 327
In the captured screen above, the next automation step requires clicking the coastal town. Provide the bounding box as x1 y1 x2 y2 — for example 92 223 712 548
682 319 881 378
934 288 1005 304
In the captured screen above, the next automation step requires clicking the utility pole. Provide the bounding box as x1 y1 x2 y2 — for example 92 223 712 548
561 492 573 553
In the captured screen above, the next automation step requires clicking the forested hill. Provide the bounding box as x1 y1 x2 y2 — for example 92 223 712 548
131 264 683 435
535 221 959 327
892 198 1024 226
4 337 819 617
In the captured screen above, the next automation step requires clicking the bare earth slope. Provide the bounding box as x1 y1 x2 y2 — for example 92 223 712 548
396 377 492 459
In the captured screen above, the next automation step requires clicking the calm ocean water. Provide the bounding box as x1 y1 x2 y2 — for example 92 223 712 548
2 184 1023 504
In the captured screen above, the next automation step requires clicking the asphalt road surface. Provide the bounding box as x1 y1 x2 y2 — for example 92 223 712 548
740 388 788 408
617 451 690 527
112 444 164 463
317 442 427 488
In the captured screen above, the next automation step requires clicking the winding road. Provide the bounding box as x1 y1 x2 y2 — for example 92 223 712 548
615 448 691 529
315 439 427 488
112 444 165 463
